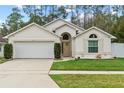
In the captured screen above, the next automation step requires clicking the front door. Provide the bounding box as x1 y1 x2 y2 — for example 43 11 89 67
61 32 72 57
62 42 71 57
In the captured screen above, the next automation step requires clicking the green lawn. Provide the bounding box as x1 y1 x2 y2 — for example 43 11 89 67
51 58 124 71
0 57 7 64
50 74 124 88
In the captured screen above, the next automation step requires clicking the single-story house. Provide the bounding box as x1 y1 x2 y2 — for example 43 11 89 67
3 18 116 59
0 35 6 57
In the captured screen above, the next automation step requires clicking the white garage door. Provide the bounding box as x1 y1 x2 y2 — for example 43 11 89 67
14 41 54 58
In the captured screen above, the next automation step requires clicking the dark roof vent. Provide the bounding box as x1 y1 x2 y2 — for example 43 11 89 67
53 30 56 33
76 30 79 35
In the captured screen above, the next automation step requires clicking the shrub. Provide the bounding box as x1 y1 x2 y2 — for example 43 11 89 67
54 43 61 59
4 44 13 59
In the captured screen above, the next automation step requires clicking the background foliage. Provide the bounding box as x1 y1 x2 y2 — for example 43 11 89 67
0 5 124 42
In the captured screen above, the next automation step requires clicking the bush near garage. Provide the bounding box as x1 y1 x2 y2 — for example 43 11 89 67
4 44 13 59
54 43 61 59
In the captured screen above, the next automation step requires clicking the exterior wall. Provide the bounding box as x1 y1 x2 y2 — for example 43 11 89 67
7 25 61 59
112 43 124 57
6 22 115 59
54 25 81 57
44 20 66 31
55 25 77 37
44 19 86 58
44 19 83 34
74 28 112 59
72 38 75 57
55 25 75 57
8 25 60 44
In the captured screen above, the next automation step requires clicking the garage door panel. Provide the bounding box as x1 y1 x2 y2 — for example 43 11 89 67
14 42 54 58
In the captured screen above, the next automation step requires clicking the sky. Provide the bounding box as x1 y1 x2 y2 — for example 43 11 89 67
0 5 119 26
0 5 13 23
0 5 72 25
0 5 29 25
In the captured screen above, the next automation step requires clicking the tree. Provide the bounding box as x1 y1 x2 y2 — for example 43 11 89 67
43 5 48 17
67 5 76 23
47 5 58 22
57 6 68 19
0 23 9 36
23 5 45 25
111 16 124 42
81 5 92 28
1 5 124 43
6 7 24 33
23 5 41 17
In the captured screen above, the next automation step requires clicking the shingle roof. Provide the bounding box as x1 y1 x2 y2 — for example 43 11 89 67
43 18 85 31
74 26 116 39
4 22 60 38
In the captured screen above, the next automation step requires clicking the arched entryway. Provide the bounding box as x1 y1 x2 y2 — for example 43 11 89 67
61 32 72 57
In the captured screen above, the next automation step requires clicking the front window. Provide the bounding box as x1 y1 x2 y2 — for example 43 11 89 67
88 40 98 53
89 34 97 38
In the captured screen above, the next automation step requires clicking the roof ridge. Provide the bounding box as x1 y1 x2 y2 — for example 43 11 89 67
75 26 116 39
43 18 85 31
4 22 60 38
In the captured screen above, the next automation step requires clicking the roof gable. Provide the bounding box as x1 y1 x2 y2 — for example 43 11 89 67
43 18 85 31
55 24 77 31
75 26 116 39
4 23 60 38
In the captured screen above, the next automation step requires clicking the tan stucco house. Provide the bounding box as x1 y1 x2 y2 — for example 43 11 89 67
4 18 116 59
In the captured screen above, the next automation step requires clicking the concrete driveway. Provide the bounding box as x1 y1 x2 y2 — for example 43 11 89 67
0 59 58 88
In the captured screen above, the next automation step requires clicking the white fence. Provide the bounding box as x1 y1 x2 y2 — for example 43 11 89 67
112 43 124 58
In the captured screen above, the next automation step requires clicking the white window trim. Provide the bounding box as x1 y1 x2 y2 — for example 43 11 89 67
87 39 99 54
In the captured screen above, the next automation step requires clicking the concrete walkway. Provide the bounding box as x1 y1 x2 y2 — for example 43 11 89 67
49 70 124 74
54 57 74 62
0 59 59 88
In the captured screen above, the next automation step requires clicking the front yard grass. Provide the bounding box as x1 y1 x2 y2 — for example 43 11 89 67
0 57 7 64
50 74 124 88
51 58 124 71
